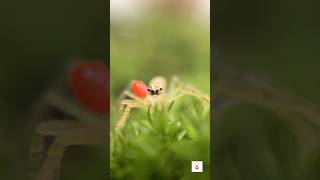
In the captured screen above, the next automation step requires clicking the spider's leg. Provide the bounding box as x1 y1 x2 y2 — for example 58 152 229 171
169 86 210 109
43 92 106 127
168 76 184 95
167 76 210 106
29 121 106 180
27 121 84 179
166 76 183 111
186 85 210 103
116 100 144 129
120 90 146 104
28 129 46 178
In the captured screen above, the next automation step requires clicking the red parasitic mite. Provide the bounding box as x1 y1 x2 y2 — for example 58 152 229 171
69 62 109 113
131 80 148 98
28 61 110 180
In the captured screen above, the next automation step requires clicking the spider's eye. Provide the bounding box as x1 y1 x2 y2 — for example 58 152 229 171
147 88 150 91
159 88 163 91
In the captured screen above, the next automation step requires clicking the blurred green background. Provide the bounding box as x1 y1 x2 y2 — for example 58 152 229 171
110 1 210 179
110 19 210 97
110 18 210 97
0 1 107 179
214 0 320 179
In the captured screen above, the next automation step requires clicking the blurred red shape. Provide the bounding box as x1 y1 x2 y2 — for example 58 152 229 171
131 80 148 98
69 62 109 113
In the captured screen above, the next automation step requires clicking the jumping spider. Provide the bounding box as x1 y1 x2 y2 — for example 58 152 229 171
27 61 109 180
115 76 210 129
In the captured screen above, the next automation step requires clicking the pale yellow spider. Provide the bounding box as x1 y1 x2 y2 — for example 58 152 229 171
27 62 108 180
115 76 210 129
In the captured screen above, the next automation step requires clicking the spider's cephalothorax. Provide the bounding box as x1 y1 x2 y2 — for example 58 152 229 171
116 76 210 129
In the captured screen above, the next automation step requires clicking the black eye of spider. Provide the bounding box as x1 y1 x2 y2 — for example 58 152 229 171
147 88 150 91
150 90 155 95
159 88 163 91
156 90 160 95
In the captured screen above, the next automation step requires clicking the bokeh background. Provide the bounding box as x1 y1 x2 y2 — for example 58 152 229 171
0 1 108 179
110 0 210 96
214 0 320 179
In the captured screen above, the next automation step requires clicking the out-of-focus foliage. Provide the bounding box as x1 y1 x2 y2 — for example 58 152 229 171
111 99 210 180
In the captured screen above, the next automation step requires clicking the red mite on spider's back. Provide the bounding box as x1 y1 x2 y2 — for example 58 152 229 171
28 61 109 180
69 62 110 113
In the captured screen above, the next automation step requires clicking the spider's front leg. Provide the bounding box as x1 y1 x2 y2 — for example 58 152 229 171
28 121 106 180
116 99 145 129
169 86 210 110
119 90 146 105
